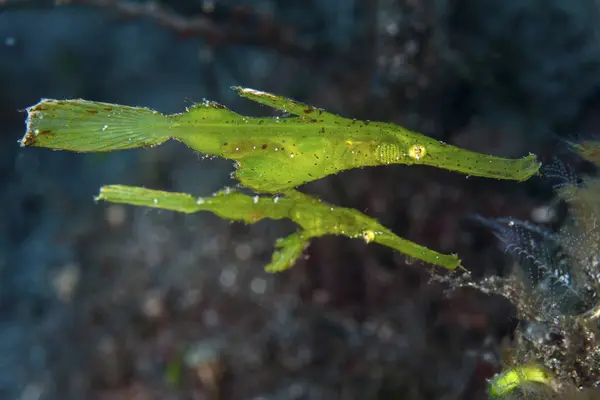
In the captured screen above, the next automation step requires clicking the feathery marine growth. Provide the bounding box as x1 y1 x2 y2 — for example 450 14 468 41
19 87 540 271
474 141 600 398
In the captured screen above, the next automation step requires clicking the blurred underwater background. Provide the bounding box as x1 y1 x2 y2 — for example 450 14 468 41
2 1 600 399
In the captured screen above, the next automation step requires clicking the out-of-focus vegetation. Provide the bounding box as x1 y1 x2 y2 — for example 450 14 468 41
468 137 600 398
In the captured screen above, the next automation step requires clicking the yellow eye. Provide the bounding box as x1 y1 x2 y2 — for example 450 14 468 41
408 144 426 160
362 230 376 243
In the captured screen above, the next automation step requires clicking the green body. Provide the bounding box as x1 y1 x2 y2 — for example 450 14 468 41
22 87 541 193
19 87 541 271
97 185 462 271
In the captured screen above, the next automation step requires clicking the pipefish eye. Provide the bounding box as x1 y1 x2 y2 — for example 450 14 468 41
408 144 426 160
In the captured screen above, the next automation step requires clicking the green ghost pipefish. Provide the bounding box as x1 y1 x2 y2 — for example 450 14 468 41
96 185 463 272
21 87 541 193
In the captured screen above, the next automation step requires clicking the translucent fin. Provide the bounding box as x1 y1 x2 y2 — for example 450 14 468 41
97 185 200 213
21 99 171 151
232 86 346 122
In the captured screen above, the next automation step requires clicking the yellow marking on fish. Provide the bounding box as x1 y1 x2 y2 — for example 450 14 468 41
409 144 426 161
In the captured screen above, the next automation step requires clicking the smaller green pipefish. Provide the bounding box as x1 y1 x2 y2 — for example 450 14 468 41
21 87 541 193
96 185 463 271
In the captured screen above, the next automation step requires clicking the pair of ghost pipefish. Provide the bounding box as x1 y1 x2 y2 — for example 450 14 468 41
20 87 541 271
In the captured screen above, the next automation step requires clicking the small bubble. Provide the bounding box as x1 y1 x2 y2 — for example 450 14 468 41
330 207 334 211
274 196 279 204
196 197 205 205
508 220 515 227
235 147 239 151
153 198 158 204
250 277 267 294
385 22 399 36
219 268 237 288
531 205 555 223
202 309 220 327
105 204 126 227
102 125 108 131
235 243 253 261
142 290 164 318
290 154 294 158
252 195 259 204
34 129 39 134
52 263 80 302
274 148 278 151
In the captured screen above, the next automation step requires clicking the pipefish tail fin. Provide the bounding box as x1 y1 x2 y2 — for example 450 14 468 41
21 99 171 151
96 185 202 214
96 185 272 224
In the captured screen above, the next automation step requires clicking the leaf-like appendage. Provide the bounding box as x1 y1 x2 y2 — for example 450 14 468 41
97 185 462 271
265 232 311 272
231 87 346 123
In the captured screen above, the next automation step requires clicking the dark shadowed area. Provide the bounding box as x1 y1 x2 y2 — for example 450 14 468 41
1 1 600 399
